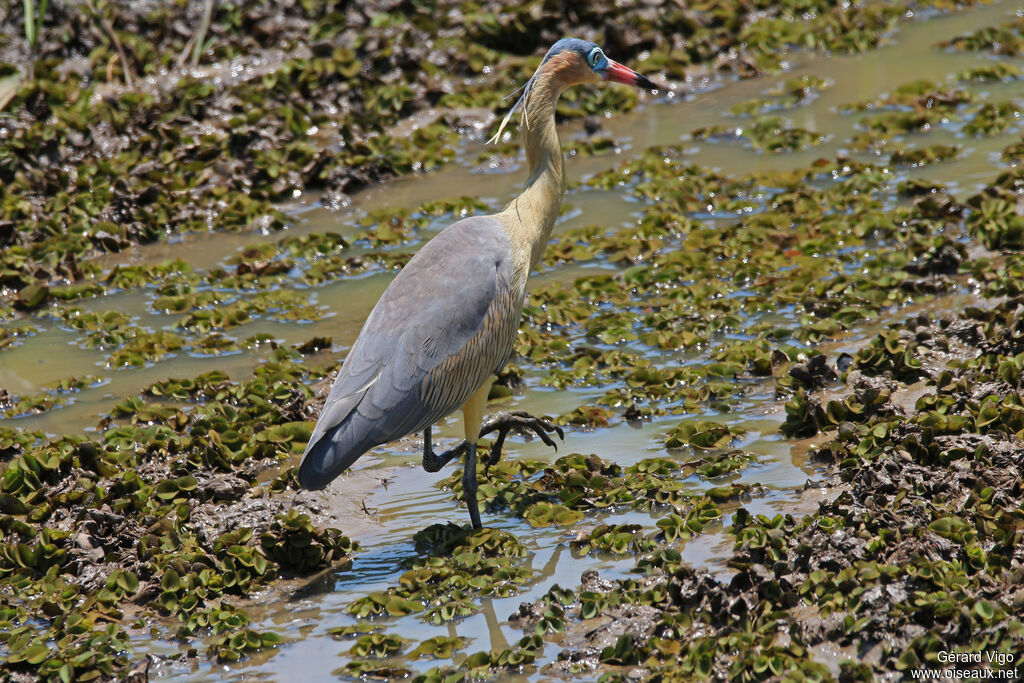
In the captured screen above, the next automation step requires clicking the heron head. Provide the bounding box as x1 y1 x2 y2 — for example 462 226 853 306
541 38 655 90
488 38 655 143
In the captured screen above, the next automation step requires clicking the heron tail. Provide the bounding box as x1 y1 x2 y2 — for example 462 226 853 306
297 387 374 489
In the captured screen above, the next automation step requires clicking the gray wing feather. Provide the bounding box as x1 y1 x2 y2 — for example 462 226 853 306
298 216 517 488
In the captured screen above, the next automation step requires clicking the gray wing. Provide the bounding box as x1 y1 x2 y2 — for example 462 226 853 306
297 216 521 488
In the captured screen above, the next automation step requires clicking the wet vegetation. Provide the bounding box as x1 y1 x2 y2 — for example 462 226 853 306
728 75 832 117
1 0 946 299
3 0 1024 680
692 116 826 153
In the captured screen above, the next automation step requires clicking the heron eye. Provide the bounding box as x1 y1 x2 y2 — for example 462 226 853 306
588 48 604 69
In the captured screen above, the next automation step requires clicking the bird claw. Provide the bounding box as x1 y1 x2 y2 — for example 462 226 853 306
479 410 565 471
422 439 468 473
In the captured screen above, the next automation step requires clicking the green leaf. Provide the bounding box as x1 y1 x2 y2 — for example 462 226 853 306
260 632 284 646
23 644 51 665
974 600 995 621
161 568 181 592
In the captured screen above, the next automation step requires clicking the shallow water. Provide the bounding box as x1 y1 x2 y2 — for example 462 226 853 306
2 1 1024 679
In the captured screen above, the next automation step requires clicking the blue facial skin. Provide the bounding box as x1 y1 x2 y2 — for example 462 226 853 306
587 46 609 75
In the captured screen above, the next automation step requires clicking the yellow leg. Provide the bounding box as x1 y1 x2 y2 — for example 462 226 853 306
461 378 493 443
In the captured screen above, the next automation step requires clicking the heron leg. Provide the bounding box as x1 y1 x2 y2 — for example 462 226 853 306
421 424 468 473
479 410 564 470
463 441 481 529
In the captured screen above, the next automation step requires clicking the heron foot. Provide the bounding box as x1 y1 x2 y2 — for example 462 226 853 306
422 425 468 473
421 425 482 528
479 410 565 470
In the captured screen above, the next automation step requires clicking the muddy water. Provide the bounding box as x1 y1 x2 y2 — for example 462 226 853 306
3 2 1024 679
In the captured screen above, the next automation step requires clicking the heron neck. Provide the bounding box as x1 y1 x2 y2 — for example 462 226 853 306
499 73 566 274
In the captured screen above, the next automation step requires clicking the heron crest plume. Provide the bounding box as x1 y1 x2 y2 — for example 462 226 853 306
487 79 534 145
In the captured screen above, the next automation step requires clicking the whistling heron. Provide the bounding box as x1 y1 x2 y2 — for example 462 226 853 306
298 38 654 528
